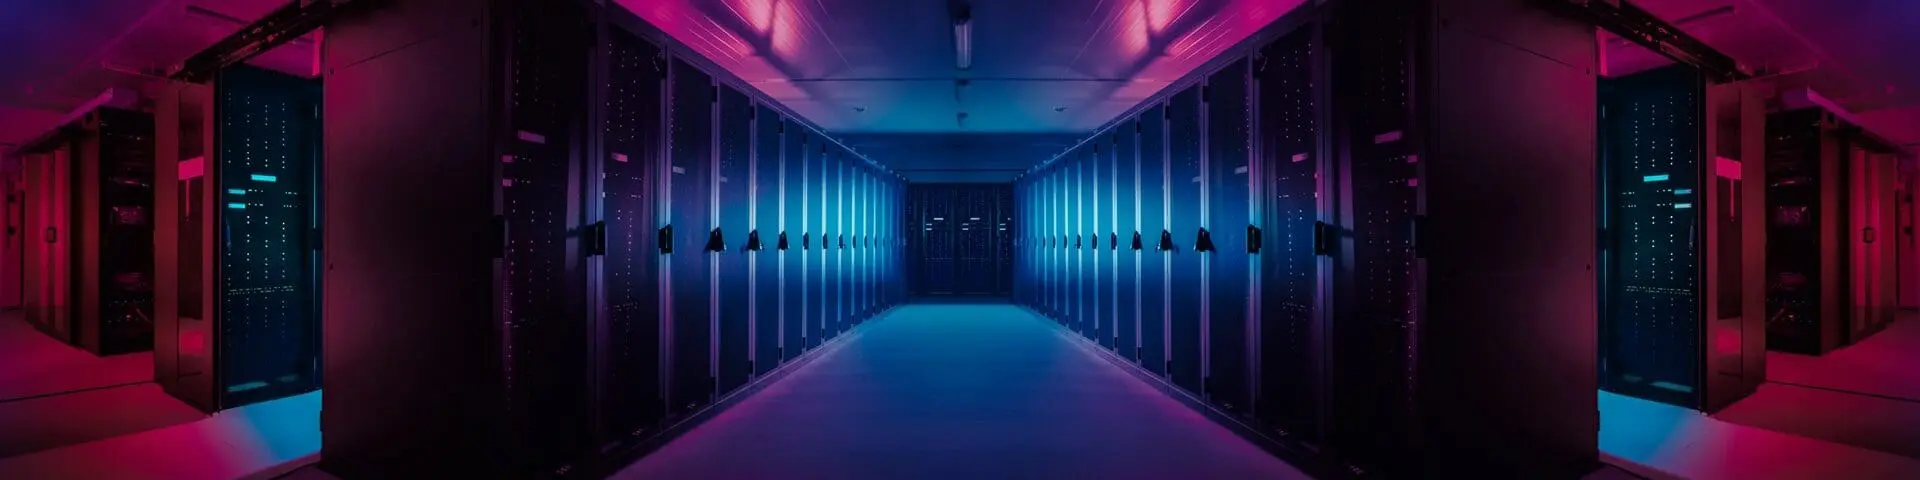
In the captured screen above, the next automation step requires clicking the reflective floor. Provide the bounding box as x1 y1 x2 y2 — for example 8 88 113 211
613 303 1313 480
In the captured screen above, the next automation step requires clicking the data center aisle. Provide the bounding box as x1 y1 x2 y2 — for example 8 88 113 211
614 303 1310 480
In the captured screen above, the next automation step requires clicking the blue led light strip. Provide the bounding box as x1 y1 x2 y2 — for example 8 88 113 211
250 173 278 182
1642 174 1669 182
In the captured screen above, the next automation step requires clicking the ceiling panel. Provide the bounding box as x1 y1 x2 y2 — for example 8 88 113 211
622 0 1309 139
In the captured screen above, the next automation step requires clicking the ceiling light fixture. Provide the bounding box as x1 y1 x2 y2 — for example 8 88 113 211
952 2 974 70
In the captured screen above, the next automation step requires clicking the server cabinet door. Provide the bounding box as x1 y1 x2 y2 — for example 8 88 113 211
1329 5 1422 466
855 169 871 321
1092 145 1113 349
1138 110 1170 375
1206 62 1254 411
601 27 664 437
799 138 821 350
833 150 849 332
1168 87 1206 394
667 61 715 410
1048 168 1064 321
715 87 754 395
1254 27 1322 440
1599 65 1705 405
1113 130 1139 358
752 106 782 375
501 5 593 464
781 130 809 361
817 148 837 340
1073 150 1090 337
214 65 323 408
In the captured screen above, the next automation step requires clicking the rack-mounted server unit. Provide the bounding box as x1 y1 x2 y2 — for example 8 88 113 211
1765 96 1903 355
906 184 1015 296
17 107 158 356
1597 65 1768 412
153 65 324 413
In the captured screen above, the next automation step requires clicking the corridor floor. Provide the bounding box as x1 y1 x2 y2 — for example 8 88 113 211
613 303 1312 480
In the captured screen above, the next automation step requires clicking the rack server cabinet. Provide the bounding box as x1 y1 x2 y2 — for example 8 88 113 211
1252 25 1325 443
667 58 717 414
1844 146 1898 343
781 130 810 360
22 149 73 343
852 168 869 321
154 65 324 413
817 146 837 341
1321 0 1598 475
1 174 19 311
714 86 753 396
1073 151 1093 335
1167 87 1205 394
1597 65 1768 412
599 23 666 446
752 106 782 375
61 107 159 357
318 0 596 476
1138 110 1170 375
832 147 850 332
1205 60 1255 413
1113 128 1140 359
1092 144 1112 349
1765 104 1903 355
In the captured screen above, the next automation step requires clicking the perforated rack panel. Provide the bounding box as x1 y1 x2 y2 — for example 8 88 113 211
501 2 592 470
1206 60 1253 412
94 108 157 355
1763 109 1826 354
667 58 715 413
213 66 320 407
1168 87 1205 394
1254 27 1321 440
1138 110 1169 376
715 86 753 396
1599 65 1704 406
1330 0 1418 468
601 27 664 439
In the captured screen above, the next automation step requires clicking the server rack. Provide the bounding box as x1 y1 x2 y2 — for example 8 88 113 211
714 86 753 396
1167 86 1206 395
21 149 73 343
1091 143 1111 349
17 108 158 356
1323 0 1598 474
817 145 837 341
1205 59 1255 413
666 57 716 416
779 130 809 361
599 22 665 444
320 0 597 475
1138 109 1170 376
751 106 782 375
154 65 324 413
1113 128 1140 359
1252 25 1325 443
1766 105 1903 355
1597 65 1768 412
